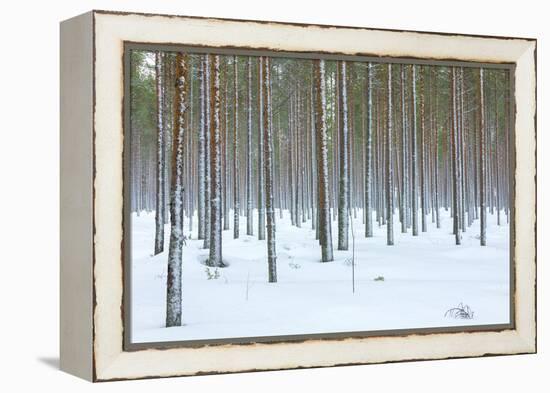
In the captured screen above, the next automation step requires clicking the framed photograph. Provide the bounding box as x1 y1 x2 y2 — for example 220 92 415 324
60 10 536 381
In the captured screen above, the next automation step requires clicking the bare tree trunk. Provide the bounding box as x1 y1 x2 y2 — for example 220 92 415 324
246 57 254 236
434 68 441 229
479 68 487 246
166 53 188 327
197 55 207 240
400 64 408 234
419 66 427 233
223 61 230 231
208 54 223 266
154 51 166 255
233 56 240 239
261 57 277 282
451 67 462 245
257 58 266 240
411 65 419 236
310 82 317 230
337 61 349 250
386 64 395 245
203 56 212 249
365 63 374 237
314 59 334 262
494 73 501 226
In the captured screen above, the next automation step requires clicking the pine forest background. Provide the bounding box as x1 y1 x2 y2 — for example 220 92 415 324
128 49 512 335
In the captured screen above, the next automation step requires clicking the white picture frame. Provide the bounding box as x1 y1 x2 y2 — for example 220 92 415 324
60 10 536 381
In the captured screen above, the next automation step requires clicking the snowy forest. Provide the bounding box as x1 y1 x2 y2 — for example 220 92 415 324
129 49 511 343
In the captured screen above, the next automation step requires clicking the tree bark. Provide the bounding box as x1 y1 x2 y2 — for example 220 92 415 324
258 58 266 240
479 68 487 246
166 52 188 327
262 57 277 282
314 59 334 262
208 54 223 266
246 57 254 236
386 64 394 245
233 56 240 239
154 51 166 255
197 55 207 240
337 61 350 250
451 67 462 245
411 65 419 236
203 56 212 249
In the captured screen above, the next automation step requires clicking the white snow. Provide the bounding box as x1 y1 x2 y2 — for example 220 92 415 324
131 209 509 343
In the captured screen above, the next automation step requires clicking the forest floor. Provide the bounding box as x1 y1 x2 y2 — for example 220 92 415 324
130 209 510 343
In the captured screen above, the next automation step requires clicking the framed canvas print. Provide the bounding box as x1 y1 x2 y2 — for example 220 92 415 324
60 10 537 381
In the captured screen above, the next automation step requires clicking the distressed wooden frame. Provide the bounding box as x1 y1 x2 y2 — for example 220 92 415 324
60 10 537 382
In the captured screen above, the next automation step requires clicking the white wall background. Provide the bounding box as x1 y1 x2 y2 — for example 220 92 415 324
0 0 545 391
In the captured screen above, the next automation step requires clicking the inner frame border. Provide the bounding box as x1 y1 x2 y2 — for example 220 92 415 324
122 41 517 352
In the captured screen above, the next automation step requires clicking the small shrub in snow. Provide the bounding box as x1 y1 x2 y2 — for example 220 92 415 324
374 276 385 282
205 267 221 280
288 262 301 269
445 303 474 319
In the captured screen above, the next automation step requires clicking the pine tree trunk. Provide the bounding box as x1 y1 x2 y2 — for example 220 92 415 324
197 55 207 240
258 58 266 240
365 63 374 237
207 54 223 267
411 65 419 236
451 67 462 245
494 73 501 226
337 61 349 250
223 61 230 231
154 51 165 255
261 57 277 282
203 55 212 250
310 82 317 230
314 59 334 262
400 64 408 234
479 68 487 246
246 57 254 236
233 56 240 239
419 66 427 233
386 64 395 245
166 52 188 327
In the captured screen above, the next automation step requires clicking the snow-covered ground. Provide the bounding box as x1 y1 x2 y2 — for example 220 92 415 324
130 209 510 343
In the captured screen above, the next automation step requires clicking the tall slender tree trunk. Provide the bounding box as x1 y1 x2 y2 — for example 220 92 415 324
434 69 441 229
479 68 487 246
365 63 374 237
314 59 334 262
400 64 408 234
154 51 166 255
223 61 230 231
337 61 349 250
419 66 427 233
386 64 395 245
258 58 266 240
451 67 462 245
203 56 212 249
494 73 501 226
197 55 207 240
411 65 419 236
233 56 240 239
310 82 317 230
166 52 188 327
208 55 223 266
261 57 277 282
246 57 254 236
